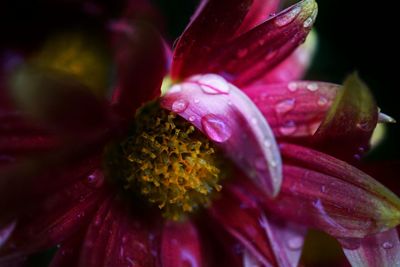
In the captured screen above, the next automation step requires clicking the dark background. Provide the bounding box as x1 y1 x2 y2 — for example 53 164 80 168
1 0 399 266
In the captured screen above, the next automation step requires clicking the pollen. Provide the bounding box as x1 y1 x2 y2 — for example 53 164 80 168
105 101 224 220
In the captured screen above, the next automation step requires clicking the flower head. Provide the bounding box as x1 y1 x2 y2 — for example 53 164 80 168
1 0 399 266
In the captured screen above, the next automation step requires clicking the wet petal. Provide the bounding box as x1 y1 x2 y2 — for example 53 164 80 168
10 65 109 135
236 0 281 36
79 197 157 267
161 74 282 197
209 188 277 266
243 81 338 138
260 30 318 83
171 0 253 79
313 73 378 161
343 228 400 267
110 21 167 118
0 173 105 260
264 143 400 239
161 220 203 267
49 233 83 267
206 0 318 87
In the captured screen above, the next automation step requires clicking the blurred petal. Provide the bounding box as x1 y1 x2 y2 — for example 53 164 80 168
161 220 203 267
79 197 157 267
313 73 378 162
110 21 167 118
243 81 338 138
243 249 268 267
161 74 282 197
207 0 318 87
171 0 253 79
0 220 16 247
264 143 400 238
49 233 83 267
343 228 400 267
0 173 105 261
260 30 318 83
10 65 109 135
236 0 281 36
209 188 277 266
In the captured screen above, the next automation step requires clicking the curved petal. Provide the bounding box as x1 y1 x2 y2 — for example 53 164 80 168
205 0 318 87
161 220 203 267
49 233 83 267
171 0 254 79
161 74 282 197
79 197 157 267
313 73 378 162
343 228 400 267
260 30 318 83
0 172 105 261
110 21 167 118
263 143 400 238
243 81 338 138
236 0 281 36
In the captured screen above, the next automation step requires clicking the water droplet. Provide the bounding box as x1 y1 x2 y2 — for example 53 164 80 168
201 114 232 143
188 116 196 122
263 139 272 148
194 98 200 104
275 6 301 27
287 236 303 250
258 39 266 46
237 48 248 58
279 121 297 136
168 84 182 93
303 17 314 28
275 99 296 114
357 121 373 132
199 74 230 94
86 170 104 188
250 117 258 125
320 185 327 193
172 99 188 113
288 82 298 92
317 96 328 106
382 242 394 249
307 83 319 91
227 100 233 106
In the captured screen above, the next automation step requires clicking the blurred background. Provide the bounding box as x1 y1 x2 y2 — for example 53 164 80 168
1 0 399 266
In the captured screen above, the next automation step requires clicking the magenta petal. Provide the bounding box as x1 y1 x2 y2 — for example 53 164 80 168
79 198 156 267
161 74 282 197
110 21 167 118
264 143 400 238
343 228 400 267
260 31 317 83
161 220 203 267
206 0 318 87
313 73 379 161
0 174 105 260
236 0 280 36
209 188 277 266
243 81 338 138
171 0 253 79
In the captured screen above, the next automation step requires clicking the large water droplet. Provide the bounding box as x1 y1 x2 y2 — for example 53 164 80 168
172 99 189 113
275 99 296 114
201 114 232 143
382 241 394 249
307 83 319 91
317 96 328 106
287 236 303 250
288 82 298 92
199 74 230 95
279 121 297 136
275 6 301 27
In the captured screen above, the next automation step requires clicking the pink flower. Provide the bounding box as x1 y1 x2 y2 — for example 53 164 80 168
1 0 399 266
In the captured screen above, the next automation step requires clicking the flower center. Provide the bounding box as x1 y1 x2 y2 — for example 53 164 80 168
105 101 224 220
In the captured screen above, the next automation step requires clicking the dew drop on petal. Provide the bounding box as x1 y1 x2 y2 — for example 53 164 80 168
279 121 297 136
317 96 328 106
201 114 232 143
172 99 189 113
307 83 319 91
382 241 394 249
194 98 200 104
188 116 196 122
275 98 296 114
275 6 301 27
288 82 298 92
263 139 272 148
287 236 303 250
86 170 104 188
168 84 182 93
198 74 230 95
303 17 314 28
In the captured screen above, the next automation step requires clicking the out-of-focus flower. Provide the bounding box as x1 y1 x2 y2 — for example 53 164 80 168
0 0 399 266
